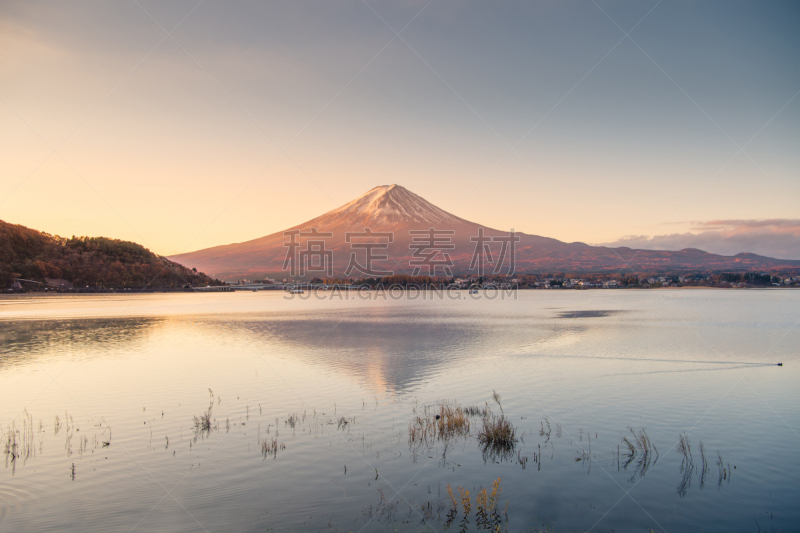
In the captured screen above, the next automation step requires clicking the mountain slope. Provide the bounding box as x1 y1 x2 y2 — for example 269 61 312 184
170 185 800 279
0 220 221 288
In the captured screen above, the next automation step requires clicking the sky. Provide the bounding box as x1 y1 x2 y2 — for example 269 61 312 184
1 0 798 258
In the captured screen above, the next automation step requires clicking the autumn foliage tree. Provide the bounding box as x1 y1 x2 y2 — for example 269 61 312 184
0 220 221 289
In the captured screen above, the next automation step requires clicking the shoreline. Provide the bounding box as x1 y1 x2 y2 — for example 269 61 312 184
1 285 797 298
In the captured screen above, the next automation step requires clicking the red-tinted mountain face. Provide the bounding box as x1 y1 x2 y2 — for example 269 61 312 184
169 185 800 280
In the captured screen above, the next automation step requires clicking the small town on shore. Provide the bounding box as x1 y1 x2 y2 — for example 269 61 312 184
9 267 800 294
9 271 800 293
210 271 800 292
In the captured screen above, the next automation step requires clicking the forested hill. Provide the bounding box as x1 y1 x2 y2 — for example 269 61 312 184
0 220 222 289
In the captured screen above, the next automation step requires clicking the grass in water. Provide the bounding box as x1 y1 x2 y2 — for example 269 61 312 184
409 401 472 449
261 437 285 459
192 389 215 440
478 414 517 463
446 478 508 532
677 432 695 497
620 427 658 481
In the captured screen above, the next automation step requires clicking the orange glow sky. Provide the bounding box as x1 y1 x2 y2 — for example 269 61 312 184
1 1 798 257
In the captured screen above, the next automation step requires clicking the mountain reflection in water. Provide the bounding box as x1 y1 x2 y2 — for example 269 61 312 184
0 291 796 533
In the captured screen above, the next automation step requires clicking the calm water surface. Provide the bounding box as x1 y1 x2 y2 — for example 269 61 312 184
0 290 798 532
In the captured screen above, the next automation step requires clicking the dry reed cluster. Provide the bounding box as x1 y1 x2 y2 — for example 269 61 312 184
446 477 508 532
620 427 658 480
408 401 472 449
478 414 517 462
261 437 285 458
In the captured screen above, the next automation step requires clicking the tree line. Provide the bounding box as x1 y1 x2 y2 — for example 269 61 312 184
0 220 221 289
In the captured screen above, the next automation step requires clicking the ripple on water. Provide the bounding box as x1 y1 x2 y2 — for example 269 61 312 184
0 481 38 522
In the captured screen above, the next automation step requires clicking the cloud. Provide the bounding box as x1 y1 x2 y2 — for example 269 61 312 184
597 219 800 260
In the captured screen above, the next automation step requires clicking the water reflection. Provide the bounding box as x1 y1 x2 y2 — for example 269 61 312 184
217 312 578 393
619 427 659 482
1 309 583 392
556 310 627 318
0 292 795 532
675 433 731 497
2 410 112 476
0 318 164 368
231 317 489 392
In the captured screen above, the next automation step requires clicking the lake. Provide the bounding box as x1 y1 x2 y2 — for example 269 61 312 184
0 289 797 532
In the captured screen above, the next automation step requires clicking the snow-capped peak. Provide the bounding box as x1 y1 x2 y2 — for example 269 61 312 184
316 184 466 228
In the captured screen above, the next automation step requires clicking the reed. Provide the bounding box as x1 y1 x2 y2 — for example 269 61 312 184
517 450 529 469
676 433 695 497
463 405 490 417
193 407 212 434
539 418 552 443
492 390 503 414
4 423 17 470
478 414 517 462
337 416 355 430
4 411 38 470
408 401 471 450
457 486 471 532
370 487 399 523
621 427 658 480
445 478 507 532
716 452 730 487
192 390 215 439
261 437 285 458
446 483 459 527
699 440 709 487
476 478 505 530
479 415 516 446
677 433 693 469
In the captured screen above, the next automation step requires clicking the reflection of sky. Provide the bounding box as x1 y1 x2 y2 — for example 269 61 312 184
2 291 796 393
0 292 798 531
0 317 164 368
2 1 799 253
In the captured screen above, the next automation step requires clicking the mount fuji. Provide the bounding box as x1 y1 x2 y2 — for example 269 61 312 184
169 185 799 280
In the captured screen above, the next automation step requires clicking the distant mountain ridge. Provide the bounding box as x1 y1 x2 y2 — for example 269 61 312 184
170 185 800 280
0 220 220 289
